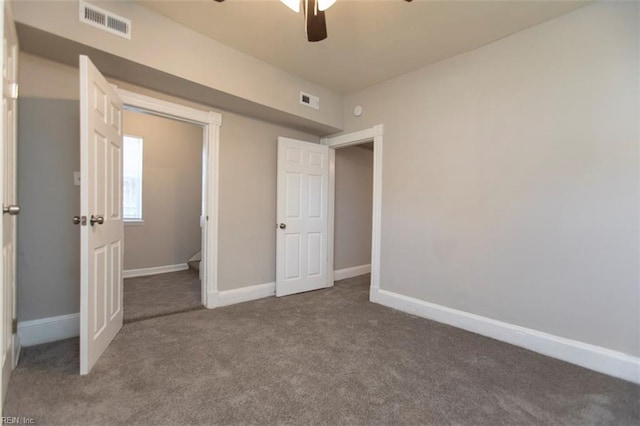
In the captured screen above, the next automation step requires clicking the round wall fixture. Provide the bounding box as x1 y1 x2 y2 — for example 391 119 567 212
353 106 363 117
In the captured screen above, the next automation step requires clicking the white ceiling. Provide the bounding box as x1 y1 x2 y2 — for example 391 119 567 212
137 0 589 94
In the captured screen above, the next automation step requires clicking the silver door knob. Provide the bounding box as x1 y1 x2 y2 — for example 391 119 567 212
90 215 104 226
279 223 286 229
2 205 20 215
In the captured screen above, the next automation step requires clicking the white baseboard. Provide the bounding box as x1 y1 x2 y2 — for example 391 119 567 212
18 282 275 343
123 263 188 279
208 282 275 308
370 288 640 384
18 313 80 347
334 264 371 281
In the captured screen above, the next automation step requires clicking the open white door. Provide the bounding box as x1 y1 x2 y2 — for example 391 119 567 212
276 137 329 297
0 0 18 409
79 56 124 375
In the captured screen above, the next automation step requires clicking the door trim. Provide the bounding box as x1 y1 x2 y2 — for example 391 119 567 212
321 124 383 296
115 88 222 309
0 0 18 410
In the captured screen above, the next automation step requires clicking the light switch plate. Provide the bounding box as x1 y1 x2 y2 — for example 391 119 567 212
74 171 81 186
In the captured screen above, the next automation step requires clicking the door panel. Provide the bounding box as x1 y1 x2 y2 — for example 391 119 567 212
110 242 122 319
285 172 301 218
276 138 328 297
109 142 121 219
80 55 124 375
285 234 300 279
307 233 322 276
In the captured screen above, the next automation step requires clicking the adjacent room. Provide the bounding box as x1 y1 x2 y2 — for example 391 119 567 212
1 0 638 424
121 110 204 323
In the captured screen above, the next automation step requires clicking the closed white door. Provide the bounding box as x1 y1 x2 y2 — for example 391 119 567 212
0 0 18 409
79 55 124 375
276 137 329 297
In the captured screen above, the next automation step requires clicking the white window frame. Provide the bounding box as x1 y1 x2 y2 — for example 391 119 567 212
123 134 144 223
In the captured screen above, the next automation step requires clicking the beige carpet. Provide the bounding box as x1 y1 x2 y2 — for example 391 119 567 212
123 269 202 323
5 274 639 425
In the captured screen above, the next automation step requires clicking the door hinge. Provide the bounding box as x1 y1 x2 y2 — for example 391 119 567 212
10 83 18 100
12 319 17 334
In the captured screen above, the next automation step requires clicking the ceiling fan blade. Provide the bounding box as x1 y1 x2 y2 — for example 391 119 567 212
304 0 327 42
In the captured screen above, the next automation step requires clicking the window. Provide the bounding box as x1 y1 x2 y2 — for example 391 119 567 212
123 135 143 221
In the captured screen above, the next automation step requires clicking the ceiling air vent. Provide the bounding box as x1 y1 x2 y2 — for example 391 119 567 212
79 1 131 39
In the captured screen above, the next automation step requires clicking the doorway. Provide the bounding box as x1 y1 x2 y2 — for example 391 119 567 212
332 142 374 292
116 88 222 311
121 110 204 323
323 125 384 300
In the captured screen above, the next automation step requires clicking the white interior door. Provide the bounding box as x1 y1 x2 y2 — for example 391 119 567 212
79 55 124 375
276 137 329 297
0 0 18 409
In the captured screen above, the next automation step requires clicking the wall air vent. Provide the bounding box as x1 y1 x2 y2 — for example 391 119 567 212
79 1 131 39
300 91 320 110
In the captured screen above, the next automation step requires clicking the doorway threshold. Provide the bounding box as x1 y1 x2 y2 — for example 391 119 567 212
123 305 205 325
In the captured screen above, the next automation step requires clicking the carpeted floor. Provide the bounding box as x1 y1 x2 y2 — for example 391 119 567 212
5 274 639 425
123 269 202 323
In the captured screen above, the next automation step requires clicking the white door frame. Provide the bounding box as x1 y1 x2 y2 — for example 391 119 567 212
115 88 222 309
321 124 383 297
0 0 18 409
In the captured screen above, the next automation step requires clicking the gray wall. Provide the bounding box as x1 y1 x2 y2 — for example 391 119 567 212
17 98 80 321
17 53 319 321
342 2 639 356
217 113 320 291
334 144 373 270
123 111 203 271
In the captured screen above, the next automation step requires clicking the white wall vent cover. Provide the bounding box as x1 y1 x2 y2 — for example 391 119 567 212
79 1 131 39
300 91 320 110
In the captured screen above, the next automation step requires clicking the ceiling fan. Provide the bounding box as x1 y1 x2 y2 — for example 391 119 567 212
214 0 413 42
